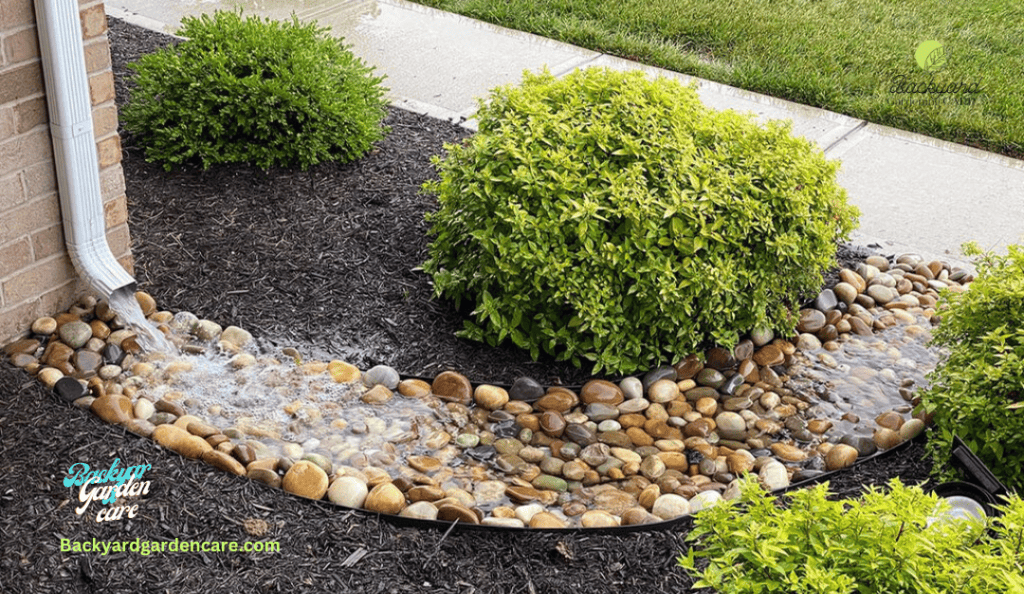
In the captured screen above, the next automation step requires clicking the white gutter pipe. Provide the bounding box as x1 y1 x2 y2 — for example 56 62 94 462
34 0 137 300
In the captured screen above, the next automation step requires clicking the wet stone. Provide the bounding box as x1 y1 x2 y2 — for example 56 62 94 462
619 376 643 400
397 378 431 397
585 402 620 421
581 380 624 406
536 390 577 413
673 355 703 380
719 373 745 396
695 368 725 389
9 353 35 368
363 365 400 389
58 321 92 349
54 376 88 403
797 309 827 333
814 289 839 312
705 347 737 371
509 377 545 402
642 366 677 391
826 444 859 471
432 371 473 405
564 423 597 446
73 350 103 376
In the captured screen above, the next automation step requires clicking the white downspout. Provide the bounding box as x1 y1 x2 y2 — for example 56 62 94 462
34 0 137 301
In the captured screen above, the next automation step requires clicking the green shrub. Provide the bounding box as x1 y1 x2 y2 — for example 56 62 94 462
422 67 858 374
679 476 1024 594
122 10 388 170
920 243 1024 491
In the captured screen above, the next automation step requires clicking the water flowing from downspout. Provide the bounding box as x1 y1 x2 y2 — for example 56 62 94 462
34 0 171 352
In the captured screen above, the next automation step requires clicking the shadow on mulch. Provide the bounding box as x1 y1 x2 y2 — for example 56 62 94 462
0 17 936 594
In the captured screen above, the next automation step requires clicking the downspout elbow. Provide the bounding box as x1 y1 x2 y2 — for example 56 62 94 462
34 0 136 301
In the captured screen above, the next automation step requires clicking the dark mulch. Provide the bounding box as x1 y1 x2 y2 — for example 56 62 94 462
0 16 938 594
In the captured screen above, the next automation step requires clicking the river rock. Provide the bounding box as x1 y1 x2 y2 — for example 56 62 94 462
536 390 577 412
581 510 620 528
397 378 431 397
715 412 746 440
873 428 903 450
202 450 246 476
437 502 479 524
619 376 643 400
474 384 509 410
529 511 566 529
58 321 92 349
361 385 393 405
90 393 133 425
363 365 400 389
797 309 827 333
825 444 859 471
364 482 406 514
31 317 57 335
219 326 253 349
581 380 624 406
398 501 438 521
867 285 895 305
281 460 329 500
759 461 789 491
651 494 690 519
54 377 88 403
899 418 925 441
753 344 784 367
509 377 545 402
646 379 679 403
432 371 473 405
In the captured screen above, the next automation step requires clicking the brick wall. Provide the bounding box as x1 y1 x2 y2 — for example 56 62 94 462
0 0 131 344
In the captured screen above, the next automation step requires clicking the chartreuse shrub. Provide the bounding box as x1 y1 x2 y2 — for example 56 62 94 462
679 477 1024 594
422 67 858 374
920 243 1024 491
122 10 388 170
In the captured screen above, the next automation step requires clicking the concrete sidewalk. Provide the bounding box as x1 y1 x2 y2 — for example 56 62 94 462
106 0 1024 268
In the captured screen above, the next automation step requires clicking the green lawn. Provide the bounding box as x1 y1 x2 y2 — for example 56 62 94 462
413 0 1024 159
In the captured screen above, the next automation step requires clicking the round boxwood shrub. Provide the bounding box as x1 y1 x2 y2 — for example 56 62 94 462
121 10 388 170
422 67 858 374
920 243 1024 491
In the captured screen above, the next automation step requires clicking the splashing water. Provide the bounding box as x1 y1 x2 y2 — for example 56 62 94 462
107 287 177 354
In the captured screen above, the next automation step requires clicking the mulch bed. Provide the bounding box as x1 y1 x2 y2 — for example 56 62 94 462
0 16 938 593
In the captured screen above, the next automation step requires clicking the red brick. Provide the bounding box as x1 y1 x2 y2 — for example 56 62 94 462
0 238 33 279
3 26 40 64
0 61 43 106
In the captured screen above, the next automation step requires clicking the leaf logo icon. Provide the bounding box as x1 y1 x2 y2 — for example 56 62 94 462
915 40 947 72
